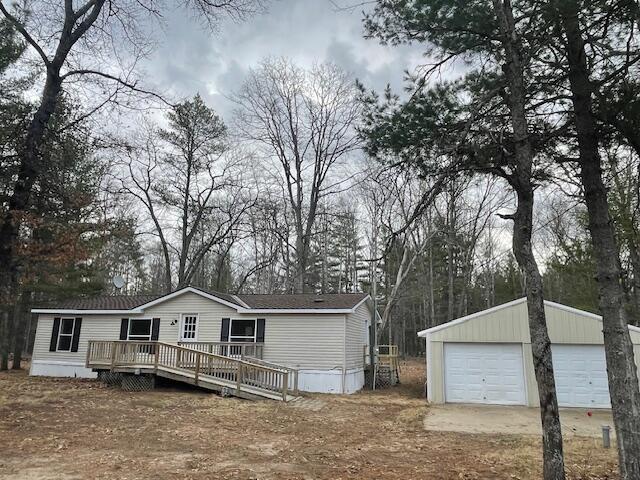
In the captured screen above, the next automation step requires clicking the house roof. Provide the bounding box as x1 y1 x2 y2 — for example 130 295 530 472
47 294 164 311
236 293 368 310
32 286 370 314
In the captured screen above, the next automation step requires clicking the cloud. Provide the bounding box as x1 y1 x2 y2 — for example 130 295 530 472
140 0 424 120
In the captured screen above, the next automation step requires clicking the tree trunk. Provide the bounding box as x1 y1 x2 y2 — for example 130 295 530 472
512 191 566 480
294 229 307 293
0 311 9 370
447 188 455 320
11 297 27 369
559 4 640 476
629 244 640 324
493 1 566 478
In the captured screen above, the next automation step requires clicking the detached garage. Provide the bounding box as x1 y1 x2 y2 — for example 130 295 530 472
418 298 640 408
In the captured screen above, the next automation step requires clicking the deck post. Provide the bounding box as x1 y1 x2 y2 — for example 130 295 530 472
236 363 244 393
293 370 299 395
154 343 159 373
177 348 182 369
282 371 289 401
110 342 117 371
194 353 201 385
85 341 92 368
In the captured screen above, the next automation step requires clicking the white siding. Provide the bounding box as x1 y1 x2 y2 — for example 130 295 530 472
31 290 352 374
145 292 236 343
345 302 369 370
254 314 346 369
32 314 121 366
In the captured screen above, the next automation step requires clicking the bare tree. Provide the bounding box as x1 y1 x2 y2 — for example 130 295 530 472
233 58 361 293
0 0 267 367
118 97 254 291
370 168 439 338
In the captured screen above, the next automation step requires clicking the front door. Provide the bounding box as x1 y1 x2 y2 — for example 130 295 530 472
180 314 198 342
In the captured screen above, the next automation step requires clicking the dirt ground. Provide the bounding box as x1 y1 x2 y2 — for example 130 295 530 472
425 404 614 438
0 359 618 479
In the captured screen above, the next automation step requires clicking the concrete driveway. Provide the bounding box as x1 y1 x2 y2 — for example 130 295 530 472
424 404 614 438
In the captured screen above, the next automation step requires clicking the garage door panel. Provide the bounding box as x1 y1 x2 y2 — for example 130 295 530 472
552 345 611 408
444 343 526 406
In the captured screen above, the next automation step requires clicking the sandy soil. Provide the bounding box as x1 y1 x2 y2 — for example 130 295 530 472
425 404 615 438
0 359 618 479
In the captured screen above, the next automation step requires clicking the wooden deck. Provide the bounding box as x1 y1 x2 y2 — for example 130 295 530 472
86 341 299 401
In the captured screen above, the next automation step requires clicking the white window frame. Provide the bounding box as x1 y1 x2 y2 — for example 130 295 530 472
180 313 199 342
229 318 257 343
128 318 153 341
57 317 77 352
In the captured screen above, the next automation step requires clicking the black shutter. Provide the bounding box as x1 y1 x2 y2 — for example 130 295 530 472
221 318 230 342
256 318 265 343
49 317 61 352
151 318 160 341
119 318 129 340
71 318 82 352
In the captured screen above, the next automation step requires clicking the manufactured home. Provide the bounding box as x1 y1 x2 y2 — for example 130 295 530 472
30 286 376 396
419 298 640 408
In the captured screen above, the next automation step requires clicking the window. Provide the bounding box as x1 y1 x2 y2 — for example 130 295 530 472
229 319 256 343
128 319 152 341
181 314 198 341
57 318 77 351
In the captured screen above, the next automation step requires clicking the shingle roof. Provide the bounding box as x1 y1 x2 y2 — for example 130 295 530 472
237 293 368 310
35 288 368 311
189 287 244 307
41 294 164 310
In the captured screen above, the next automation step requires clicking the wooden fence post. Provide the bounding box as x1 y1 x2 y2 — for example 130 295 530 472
85 341 91 369
110 342 117 371
154 343 159 373
236 363 244 393
282 372 289 401
194 353 201 385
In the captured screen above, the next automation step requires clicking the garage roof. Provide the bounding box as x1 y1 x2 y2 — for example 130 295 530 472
417 297 640 337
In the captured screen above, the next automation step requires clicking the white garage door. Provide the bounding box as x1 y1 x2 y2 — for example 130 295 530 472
552 345 610 408
444 343 526 405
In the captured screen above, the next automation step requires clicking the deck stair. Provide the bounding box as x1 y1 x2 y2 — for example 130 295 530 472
86 340 299 401
364 344 400 388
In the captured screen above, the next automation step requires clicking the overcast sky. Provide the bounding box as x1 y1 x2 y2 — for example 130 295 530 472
141 0 424 120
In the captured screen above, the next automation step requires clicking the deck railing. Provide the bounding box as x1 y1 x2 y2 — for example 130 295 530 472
378 344 399 371
86 340 295 399
363 344 399 370
177 341 263 359
242 356 299 393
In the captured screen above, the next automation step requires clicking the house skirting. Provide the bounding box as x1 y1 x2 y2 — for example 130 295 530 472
30 360 97 379
297 367 364 394
30 361 366 394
